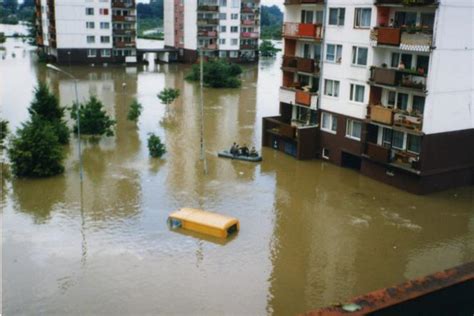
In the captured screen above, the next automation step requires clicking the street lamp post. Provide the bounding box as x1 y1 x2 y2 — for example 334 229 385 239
46 63 83 182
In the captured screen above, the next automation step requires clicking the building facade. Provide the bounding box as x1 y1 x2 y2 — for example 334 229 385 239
164 0 260 63
262 0 474 194
35 0 137 64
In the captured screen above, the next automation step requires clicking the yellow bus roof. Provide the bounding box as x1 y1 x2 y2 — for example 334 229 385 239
169 208 238 230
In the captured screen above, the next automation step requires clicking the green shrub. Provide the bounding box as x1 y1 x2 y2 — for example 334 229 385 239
157 88 180 106
186 59 243 88
8 117 65 177
70 96 116 136
0 119 8 149
29 82 69 144
147 133 166 158
259 40 280 57
127 99 143 122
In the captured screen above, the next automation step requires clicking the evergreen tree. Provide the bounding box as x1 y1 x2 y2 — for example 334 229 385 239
70 96 116 136
147 133 166 158
29 82 69 144
8 117 65 177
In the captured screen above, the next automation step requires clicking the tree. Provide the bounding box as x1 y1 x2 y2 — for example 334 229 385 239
8 117 65 177
259 40 280 57
147 133 166 158
260 5 283 39
186 59 242 88
29 82 69 144
127 99 143 122
0 119 8 149
157 88 180 106
70 96 116 137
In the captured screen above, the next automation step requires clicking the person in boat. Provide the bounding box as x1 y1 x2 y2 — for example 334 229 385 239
240 144 249 156
249 147 258 157
230 142 237 155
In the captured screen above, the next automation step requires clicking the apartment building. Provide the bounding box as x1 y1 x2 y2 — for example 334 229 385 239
35 0 137 64
164 0 260 63
262 0 474 194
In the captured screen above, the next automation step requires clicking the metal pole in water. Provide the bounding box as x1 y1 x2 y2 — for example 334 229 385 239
199 49 208 175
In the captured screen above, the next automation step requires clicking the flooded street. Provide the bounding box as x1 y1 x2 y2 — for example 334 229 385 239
1 35 473 315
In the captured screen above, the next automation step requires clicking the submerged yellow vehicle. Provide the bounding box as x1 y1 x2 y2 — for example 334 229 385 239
167 208 239 239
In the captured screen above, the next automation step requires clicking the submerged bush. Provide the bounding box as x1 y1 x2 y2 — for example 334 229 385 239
147 133 166 158
70 96 116 137
157 88 180 106
127 99 143 122
185 59 242 88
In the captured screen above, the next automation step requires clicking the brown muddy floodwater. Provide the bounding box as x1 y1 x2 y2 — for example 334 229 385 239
1 36 474 316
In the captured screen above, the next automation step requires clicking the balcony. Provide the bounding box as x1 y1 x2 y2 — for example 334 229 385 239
197 18 219 26
113 15 136 22
241 19 256 26
114 41 136 48
394 111 423 131
279 87 318 109
199 43 218 50
113 29 136 35
365 142 390 164
368 105 394 125
241 44 258 50
198 30 218 37
263 116 296 139
370 67 426 91
241 6 257 13
371 27 433 51
375 0 437 5
112 0 135 8
282 56 297 70
241 32 259 39
283 22 323 40
197 5 219 12
282 56 319 74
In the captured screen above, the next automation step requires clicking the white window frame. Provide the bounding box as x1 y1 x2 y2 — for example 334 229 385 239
230 26 238 33
231 38 238 46
349 83 365 103
100 36 110 43
325 44 342 63
322 148 330 159
324 79 340 98
86 21 95 29
345 119 362 141
86 35 95 43
354 8 372 29
86 7 94 15
321 112 337 134
328 8 345 26
87 49 97 57
101 49 111 57
351 46 368 66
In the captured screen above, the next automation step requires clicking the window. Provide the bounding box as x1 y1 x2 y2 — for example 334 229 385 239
220 25 226 32
387 91 396 107
382 128 393 147
219 0 227 6
100 22 110 29
101 49 111 57
391 52 400 68
346 119 362 140
324 79 340 97
87 49 97 57
412 96 425 114
231 38 238 45
416 55 429 74
349 84 365 103
86 8 94 15
421 13 435 29
321 112 337 133
322 148 330 159
392 130 404 149
231 13 238 20
407 134 421 154
100 36 110 43
219 38 226 45
326 44 342 63
230 26 238 33
400 54 412 69
219 13 226 20
231 0 239 8
229 51 238 58
99 8 109 15
397 93 409 111
86 21 95 29
87 35 95 43
394 11 417 27
328 8 345 26
301 10 314 24
354 8 371 28
352 46 368 66
315 11 323 24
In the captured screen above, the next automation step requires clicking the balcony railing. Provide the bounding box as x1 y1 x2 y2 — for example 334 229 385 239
263 116 296 139
199 43 218 50
375 0 437 5
394 112 423 131
368 105 393 125
241 19 257 26
371 27 433 51
241 32 259 38
279 86 318 109
365 142 390 164
282 55 320 74
115 41 136 48
370 67 426 91
241 44 258 50
112 0 135 8
198 30 218 37
197 18 219 25
113 29 136 35
197 5 219 11
283 22 323 40
113 15 136 22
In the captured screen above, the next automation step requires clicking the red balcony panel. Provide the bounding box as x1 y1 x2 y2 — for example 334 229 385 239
295 90 311 106
377 27 401 46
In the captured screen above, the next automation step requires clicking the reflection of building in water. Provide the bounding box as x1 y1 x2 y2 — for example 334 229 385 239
262 157 474 315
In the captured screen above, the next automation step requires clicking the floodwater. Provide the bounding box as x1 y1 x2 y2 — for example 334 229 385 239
1 34 473 315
